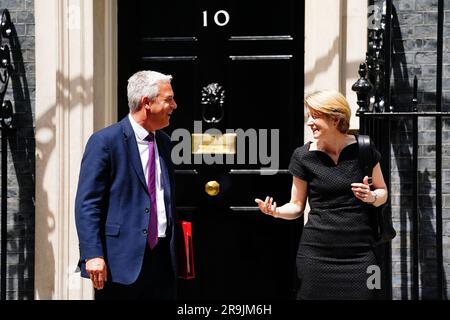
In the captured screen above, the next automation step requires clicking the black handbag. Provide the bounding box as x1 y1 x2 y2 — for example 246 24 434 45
357 135 396 245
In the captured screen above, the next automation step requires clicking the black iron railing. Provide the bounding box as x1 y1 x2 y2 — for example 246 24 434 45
354 0 446 300
0 8 12 301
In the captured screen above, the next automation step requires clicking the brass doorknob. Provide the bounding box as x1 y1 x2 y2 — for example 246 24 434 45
205 180 220 196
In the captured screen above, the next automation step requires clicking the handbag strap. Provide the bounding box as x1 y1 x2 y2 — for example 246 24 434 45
357 134 373 188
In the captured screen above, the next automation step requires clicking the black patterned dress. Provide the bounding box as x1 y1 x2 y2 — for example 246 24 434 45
288 140 381 300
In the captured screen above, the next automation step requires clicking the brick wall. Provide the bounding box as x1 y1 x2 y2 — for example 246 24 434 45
0 0 35 300
389 0 450 299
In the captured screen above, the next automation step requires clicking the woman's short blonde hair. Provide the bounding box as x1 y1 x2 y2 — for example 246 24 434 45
304 90 351 134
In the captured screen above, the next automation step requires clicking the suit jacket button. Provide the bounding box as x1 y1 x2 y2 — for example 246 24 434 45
142 229 147 235
145 208 149 213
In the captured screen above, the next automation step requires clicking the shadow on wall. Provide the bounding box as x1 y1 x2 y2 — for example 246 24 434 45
304 35 364 92
391 4 448 300
33 70 93 299
2 20 35 300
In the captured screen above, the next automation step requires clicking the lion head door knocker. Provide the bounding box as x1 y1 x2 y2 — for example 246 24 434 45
201 83 225 124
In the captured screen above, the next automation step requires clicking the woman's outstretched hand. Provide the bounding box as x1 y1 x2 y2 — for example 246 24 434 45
255 196 279 218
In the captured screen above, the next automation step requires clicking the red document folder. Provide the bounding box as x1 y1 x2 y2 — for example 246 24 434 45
176 220 195 279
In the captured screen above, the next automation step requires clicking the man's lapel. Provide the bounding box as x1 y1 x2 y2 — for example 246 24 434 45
121 117 148 193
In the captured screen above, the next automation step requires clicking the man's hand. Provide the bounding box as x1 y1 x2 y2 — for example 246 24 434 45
85 257 107 290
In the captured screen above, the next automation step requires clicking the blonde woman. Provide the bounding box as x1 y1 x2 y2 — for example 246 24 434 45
255 90 388 300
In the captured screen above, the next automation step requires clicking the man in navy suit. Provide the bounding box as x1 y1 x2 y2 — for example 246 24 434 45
75 70 178 299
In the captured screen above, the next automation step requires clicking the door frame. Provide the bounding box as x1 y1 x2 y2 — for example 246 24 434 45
34 0 117 300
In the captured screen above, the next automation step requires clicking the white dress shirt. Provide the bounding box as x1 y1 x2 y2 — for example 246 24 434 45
128 114 167 238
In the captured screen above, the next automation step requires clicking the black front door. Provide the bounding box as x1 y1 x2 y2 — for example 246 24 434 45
118 0 304 299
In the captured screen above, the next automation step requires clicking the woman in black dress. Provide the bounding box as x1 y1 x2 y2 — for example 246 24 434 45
255 90 388 300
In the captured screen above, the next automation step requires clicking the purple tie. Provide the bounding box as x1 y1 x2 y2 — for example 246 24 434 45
146 133 158 249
